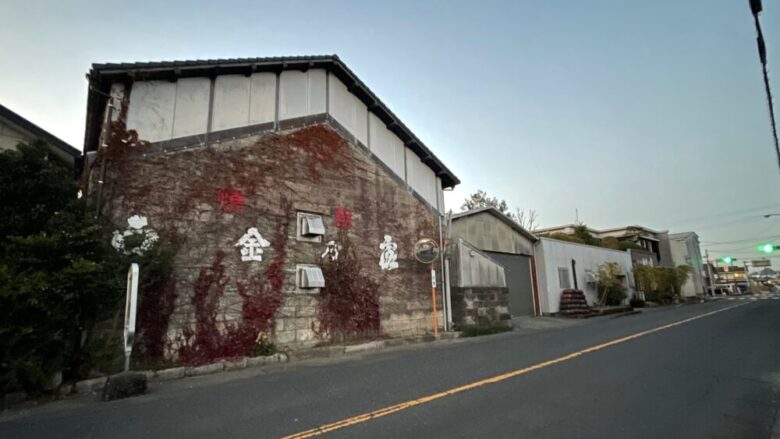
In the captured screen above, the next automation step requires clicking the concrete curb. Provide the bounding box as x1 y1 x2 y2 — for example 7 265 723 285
288 332 461 361
68 353 288 397
6 333 462 409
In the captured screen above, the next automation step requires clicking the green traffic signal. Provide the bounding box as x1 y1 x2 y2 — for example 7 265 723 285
758 243 775 254
721 256 734 264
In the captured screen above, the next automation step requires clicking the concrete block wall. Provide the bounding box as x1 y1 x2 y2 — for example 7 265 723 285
450 287 511 328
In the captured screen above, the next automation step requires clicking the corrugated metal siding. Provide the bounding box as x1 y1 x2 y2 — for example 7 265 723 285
536 238 634 313
451 212 535 255
455 239 507 288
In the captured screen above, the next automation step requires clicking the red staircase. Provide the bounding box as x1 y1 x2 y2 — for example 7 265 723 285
558 289 593 317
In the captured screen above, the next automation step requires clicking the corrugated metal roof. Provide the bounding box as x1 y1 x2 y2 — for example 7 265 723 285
84 54 459 188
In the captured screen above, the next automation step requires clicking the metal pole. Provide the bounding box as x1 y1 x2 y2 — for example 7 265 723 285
444 259 453 327
706 253 712 295
437 212 448 331
430 264 438 337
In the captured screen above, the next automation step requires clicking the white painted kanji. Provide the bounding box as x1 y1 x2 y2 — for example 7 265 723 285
321 240 340 261
111 215 159 256
235 227 270 262
379 235 399 271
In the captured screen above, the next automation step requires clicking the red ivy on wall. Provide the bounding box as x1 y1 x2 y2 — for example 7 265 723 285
334 207 353 229
136 276 178 360
178 200 292 365
216 188 244 212
317 230 380 342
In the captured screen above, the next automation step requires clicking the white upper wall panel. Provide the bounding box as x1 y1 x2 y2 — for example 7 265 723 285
126 81 176 142
249 73 276 125
172 78 210 138
279 69 326 120
406 148 438 209
368 113 405 178
212 75 251 131
328 73 367 145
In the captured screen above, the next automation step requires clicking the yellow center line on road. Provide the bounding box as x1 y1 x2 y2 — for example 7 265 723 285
280 302 749 439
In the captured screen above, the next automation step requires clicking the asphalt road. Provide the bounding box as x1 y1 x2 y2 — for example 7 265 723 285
2 297 780 439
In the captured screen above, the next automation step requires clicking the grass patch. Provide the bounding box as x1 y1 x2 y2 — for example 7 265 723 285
460 325 512 338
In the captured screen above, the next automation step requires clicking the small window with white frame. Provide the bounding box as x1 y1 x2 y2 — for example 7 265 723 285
297 264 325 290
558 267 571 289
297 212 325 242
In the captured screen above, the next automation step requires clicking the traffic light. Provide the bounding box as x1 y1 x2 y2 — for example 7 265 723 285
757 243 777 254
720 256 735 264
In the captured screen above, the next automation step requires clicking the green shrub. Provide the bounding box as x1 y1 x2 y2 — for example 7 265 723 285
634 264 692 305
0 143 175 395
618 241 641 251
596 262 627 306
461 325 512 337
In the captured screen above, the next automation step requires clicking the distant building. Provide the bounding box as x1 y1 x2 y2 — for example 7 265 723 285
713 265 748 293
536 224 675 267
0 103 80 167
533 238 635 314
668 232 705 297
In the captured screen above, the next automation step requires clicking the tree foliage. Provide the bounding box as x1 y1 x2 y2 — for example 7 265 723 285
461 190 539 231
634 264 693 304
461 190 509 214
0 143 174 395
596 262 627 306
512 208 539 231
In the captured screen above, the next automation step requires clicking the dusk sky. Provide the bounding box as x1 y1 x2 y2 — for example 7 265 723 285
1 0 778 262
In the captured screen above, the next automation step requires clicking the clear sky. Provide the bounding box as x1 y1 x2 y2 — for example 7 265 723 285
1 0 779 263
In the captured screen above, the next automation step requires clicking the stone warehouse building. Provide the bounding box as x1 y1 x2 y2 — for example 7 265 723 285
81 55 459 358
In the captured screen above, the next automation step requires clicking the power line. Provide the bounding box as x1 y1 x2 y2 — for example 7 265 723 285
661 202 780 227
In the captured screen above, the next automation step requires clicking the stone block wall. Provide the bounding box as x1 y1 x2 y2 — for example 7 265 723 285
450 287 511 328
92 121 443 355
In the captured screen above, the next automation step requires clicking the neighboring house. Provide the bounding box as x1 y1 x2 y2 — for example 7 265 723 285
0 103 80 167
627 248 657 267
713 265 749 293
536 224 675 267
450 207 540 316
534 237 635 314
669 232 705 297
81 55 460 351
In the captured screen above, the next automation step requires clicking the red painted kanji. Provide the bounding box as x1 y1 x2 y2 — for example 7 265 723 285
334 207 353 229
216 188 244 212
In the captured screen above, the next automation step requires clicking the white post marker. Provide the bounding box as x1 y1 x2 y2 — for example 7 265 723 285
124 263 139 372
431 268 437 288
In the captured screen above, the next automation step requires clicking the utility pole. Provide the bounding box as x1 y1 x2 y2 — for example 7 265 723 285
705 250 715 295
748 0 780 170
